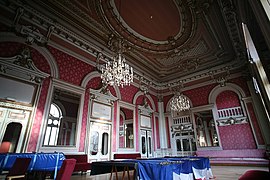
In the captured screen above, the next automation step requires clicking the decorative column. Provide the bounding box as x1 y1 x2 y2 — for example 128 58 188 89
157 95 167 149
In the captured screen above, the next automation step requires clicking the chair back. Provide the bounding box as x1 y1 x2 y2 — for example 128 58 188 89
56 158 76 180
0 141 11 153
7 158 32 176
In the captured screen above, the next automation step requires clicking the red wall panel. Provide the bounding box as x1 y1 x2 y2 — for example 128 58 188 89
218 124 256 150
216 90 241 109
48 46 94 85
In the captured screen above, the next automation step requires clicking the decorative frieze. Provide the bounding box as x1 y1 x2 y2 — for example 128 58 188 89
171 123 193 137
217 116 248 126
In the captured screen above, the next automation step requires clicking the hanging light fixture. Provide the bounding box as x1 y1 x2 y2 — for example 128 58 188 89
170 93 190 112
100 0 133 87
101 53 133 87
169 82 190 113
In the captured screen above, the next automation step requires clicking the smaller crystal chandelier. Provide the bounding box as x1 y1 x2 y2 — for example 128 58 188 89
170 93 190 112
101 53 133 87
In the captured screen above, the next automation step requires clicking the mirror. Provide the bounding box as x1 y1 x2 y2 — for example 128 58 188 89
119 106 134 148
43 88 80 146
195 110 219 147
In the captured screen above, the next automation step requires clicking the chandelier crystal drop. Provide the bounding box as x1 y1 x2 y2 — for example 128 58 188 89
170 94 190 112
101 53 133 87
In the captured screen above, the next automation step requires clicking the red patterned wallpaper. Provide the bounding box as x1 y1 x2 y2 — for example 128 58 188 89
185 84 217 107
163 94 173 112
27 78 50 152
78 82 91 152
88 77 102 90
119 85 139 103
0 42 51 74
247 103 265 145
164 84 217 112
108 86 117 97
121 107 133 119
87 77 117 98
48 46 94 86
218 124 256 150
229 77 250 96
216 90 241 109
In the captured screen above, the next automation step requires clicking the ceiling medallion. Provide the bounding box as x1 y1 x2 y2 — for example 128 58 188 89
100 0 195 53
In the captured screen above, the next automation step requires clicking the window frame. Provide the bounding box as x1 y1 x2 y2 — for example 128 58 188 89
38 79 85 153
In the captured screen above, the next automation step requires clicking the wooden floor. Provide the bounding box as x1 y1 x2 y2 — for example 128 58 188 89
70 165 268 180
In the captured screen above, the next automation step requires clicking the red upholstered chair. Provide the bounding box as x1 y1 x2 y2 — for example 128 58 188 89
0 141 11 153
239 159 270 180
238 170 270 180
5 158 32 180
64 154 91 173
55 158 76 180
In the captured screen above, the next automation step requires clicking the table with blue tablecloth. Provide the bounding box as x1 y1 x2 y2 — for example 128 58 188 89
0 152 65 180
91 157 214 180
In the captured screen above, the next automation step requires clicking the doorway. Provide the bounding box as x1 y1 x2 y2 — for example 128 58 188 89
175 134 196 156
0 107 30 152
140 129 153 158
88 122 111 162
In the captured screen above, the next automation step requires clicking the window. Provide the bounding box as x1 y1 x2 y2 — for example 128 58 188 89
43 88 81 147
43 103 62 146
101 132 109 155
141 136 146 154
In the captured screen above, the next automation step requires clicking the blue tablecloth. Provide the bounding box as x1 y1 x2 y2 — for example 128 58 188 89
0 152 65 172
124 157 213 180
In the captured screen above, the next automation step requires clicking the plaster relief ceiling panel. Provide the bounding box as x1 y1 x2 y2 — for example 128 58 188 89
27 0 241 83
97 0 236 81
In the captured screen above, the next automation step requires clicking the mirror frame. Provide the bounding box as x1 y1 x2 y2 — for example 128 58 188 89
39 78 85 153
191 104 222 150
117 101 136 151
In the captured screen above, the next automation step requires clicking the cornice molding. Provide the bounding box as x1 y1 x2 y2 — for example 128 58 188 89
0 0 249 93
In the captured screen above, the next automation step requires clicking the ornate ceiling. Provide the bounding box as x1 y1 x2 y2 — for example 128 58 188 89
1 0 248 88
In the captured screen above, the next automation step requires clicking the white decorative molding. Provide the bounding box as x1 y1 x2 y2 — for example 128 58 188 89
52 78 85 94
89 87 118 106
217 116 248 126
91 101 112 121
209 83 247 104
172 115 191 125
140 115 151 128
0 47 49 84
0 101 33 111
0 32 59 78
190 104 214 113
217 106 243 119
138 104 154 117
0 1 247 90
171 123 193 137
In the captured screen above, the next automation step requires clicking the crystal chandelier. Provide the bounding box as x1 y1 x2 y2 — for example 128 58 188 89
170 94 190 112
101 53 133 87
